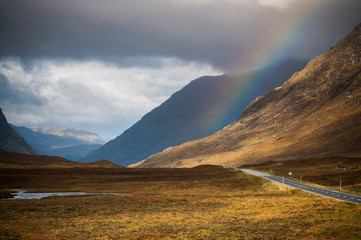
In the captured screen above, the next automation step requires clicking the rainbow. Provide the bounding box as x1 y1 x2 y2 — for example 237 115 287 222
202 1 329 133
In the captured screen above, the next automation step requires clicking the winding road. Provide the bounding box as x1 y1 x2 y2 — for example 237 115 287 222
238 168 361 204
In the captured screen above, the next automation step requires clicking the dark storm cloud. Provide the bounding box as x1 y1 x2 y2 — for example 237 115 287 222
1 0 360 140
1 0 360 71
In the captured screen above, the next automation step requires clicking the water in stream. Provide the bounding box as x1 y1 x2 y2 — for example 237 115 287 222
2 189 120 200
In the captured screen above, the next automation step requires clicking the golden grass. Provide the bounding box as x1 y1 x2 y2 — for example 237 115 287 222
1 167 360 239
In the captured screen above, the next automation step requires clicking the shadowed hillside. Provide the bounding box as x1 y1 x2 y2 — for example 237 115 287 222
0 108 37 155
83 59 307 166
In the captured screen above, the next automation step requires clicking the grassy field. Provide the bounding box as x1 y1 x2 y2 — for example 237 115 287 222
1 159 361 239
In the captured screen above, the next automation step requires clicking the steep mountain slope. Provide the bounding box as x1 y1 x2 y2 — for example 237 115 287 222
83 59 307 165
135 23 361 168
0 108 37 155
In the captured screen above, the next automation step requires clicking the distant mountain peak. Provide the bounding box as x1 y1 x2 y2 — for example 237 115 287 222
29 126 105 144
10 124 104 160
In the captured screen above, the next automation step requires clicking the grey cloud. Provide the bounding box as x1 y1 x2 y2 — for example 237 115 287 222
0 73 12 101
0 72 43 107
1 0 360 71
0 58 219 140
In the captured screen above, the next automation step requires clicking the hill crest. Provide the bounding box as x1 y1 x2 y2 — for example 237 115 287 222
89 159 124 168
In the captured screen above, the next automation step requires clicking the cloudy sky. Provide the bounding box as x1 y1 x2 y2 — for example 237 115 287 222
1 0 360 141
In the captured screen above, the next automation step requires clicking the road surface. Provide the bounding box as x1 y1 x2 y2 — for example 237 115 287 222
238 168 361 204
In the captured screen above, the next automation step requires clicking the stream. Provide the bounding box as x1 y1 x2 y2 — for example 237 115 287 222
2 189 121 200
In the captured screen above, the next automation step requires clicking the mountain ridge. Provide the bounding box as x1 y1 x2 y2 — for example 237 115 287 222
10 124 104 160
11 125 104 151
83 59 307 166
134 23 361 168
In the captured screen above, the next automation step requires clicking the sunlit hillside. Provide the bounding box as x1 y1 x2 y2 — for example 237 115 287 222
136 23 361 168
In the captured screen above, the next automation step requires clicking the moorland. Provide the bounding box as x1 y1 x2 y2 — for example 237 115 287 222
0 150 360 239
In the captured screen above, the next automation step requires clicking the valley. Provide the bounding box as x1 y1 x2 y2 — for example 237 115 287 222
1 151 360 239
1 1 361 239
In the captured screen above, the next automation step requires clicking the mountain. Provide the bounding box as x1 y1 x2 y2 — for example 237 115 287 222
29 126 104 145
11 125 89 151
42 144 103 161
134 23 361 168
83 59 307 166
11 125 104 160
0 108 37 155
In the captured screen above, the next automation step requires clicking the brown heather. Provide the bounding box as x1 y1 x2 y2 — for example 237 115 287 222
1 159 361 240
